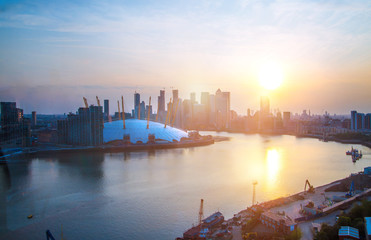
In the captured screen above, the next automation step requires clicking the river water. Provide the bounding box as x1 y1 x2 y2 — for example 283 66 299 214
0 132 370 239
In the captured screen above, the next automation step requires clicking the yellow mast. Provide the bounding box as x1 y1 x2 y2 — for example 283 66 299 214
171 99 179 127
117 100 121 120
147 96 151 129
96 96 101 106
164 98 172 128
83 97 88 108
121 96 125 129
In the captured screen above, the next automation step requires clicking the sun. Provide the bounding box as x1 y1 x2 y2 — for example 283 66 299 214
258 62 284 90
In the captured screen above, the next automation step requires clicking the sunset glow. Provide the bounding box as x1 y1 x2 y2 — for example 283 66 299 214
259 63 284 91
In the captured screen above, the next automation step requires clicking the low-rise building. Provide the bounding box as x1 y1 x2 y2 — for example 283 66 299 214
260 211 296 234
338 226 359 240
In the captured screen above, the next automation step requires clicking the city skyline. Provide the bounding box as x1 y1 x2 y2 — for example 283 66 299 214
1 0 371 114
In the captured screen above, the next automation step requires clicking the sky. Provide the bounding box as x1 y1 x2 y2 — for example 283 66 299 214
0 0 370 115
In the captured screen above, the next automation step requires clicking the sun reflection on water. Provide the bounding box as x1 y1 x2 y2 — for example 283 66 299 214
266 149 281 185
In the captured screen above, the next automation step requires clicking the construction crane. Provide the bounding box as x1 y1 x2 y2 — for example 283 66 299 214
117 100 121 120
83 97 88 108
96 96 101 107
199 199 204 227
121 96 125 129
304 179 315 194
147 96 151 129
171 99 179 127
164 98 172 128
345 181 354 197
252 181 258 206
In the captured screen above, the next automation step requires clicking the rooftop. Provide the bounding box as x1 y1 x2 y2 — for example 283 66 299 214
103 119 188 143
338 226 359 239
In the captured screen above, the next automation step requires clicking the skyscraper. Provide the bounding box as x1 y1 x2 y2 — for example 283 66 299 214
158 90 165 113
57 105 103 146
215 89 230 129
351 110 357 130
32 111 37 127
172 89 179 103
104 99 109 120
134 92 140 119
190 92 196 104
260 96 270 116
157 90 165 122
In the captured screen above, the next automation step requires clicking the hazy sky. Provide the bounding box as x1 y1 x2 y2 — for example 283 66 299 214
0 0 370 115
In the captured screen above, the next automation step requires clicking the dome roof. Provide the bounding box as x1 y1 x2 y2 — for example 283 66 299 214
103 119 188 143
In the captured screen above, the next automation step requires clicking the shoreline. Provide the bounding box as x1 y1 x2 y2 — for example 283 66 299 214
1 138 215 162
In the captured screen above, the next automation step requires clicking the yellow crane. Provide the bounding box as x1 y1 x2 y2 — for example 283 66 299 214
304 179 315 194
96 96 101 107
83 97 88 108
147 96 151 129
117 100 121 120
121 96 125 129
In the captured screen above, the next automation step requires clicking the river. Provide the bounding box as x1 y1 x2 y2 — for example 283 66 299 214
0 132 370 239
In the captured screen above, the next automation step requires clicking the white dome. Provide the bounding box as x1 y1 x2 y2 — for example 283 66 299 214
104 119 188 143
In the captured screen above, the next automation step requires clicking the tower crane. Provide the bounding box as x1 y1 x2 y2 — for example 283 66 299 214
96 96 101 107
83 97 88 108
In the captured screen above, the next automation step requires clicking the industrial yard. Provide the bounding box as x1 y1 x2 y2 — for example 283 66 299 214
179 168 371 240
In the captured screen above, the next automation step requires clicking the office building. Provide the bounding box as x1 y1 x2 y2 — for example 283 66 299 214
104 99 109 120
134 92 140 119
215 89 230 129
32 111 37 127
260 96 270 116
0 102 30 146
190 92 196 104
57 105 103 146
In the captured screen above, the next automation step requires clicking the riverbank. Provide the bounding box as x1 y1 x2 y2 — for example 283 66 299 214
1 137 216 162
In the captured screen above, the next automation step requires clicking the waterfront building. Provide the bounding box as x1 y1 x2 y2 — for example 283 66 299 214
365 114 371 130
57 105 103 146
351 110 357 130
0 102 31 146
104 99 109 121
260 211 297 235
356 113 365 130
201 92 210 125
31 111 37 127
